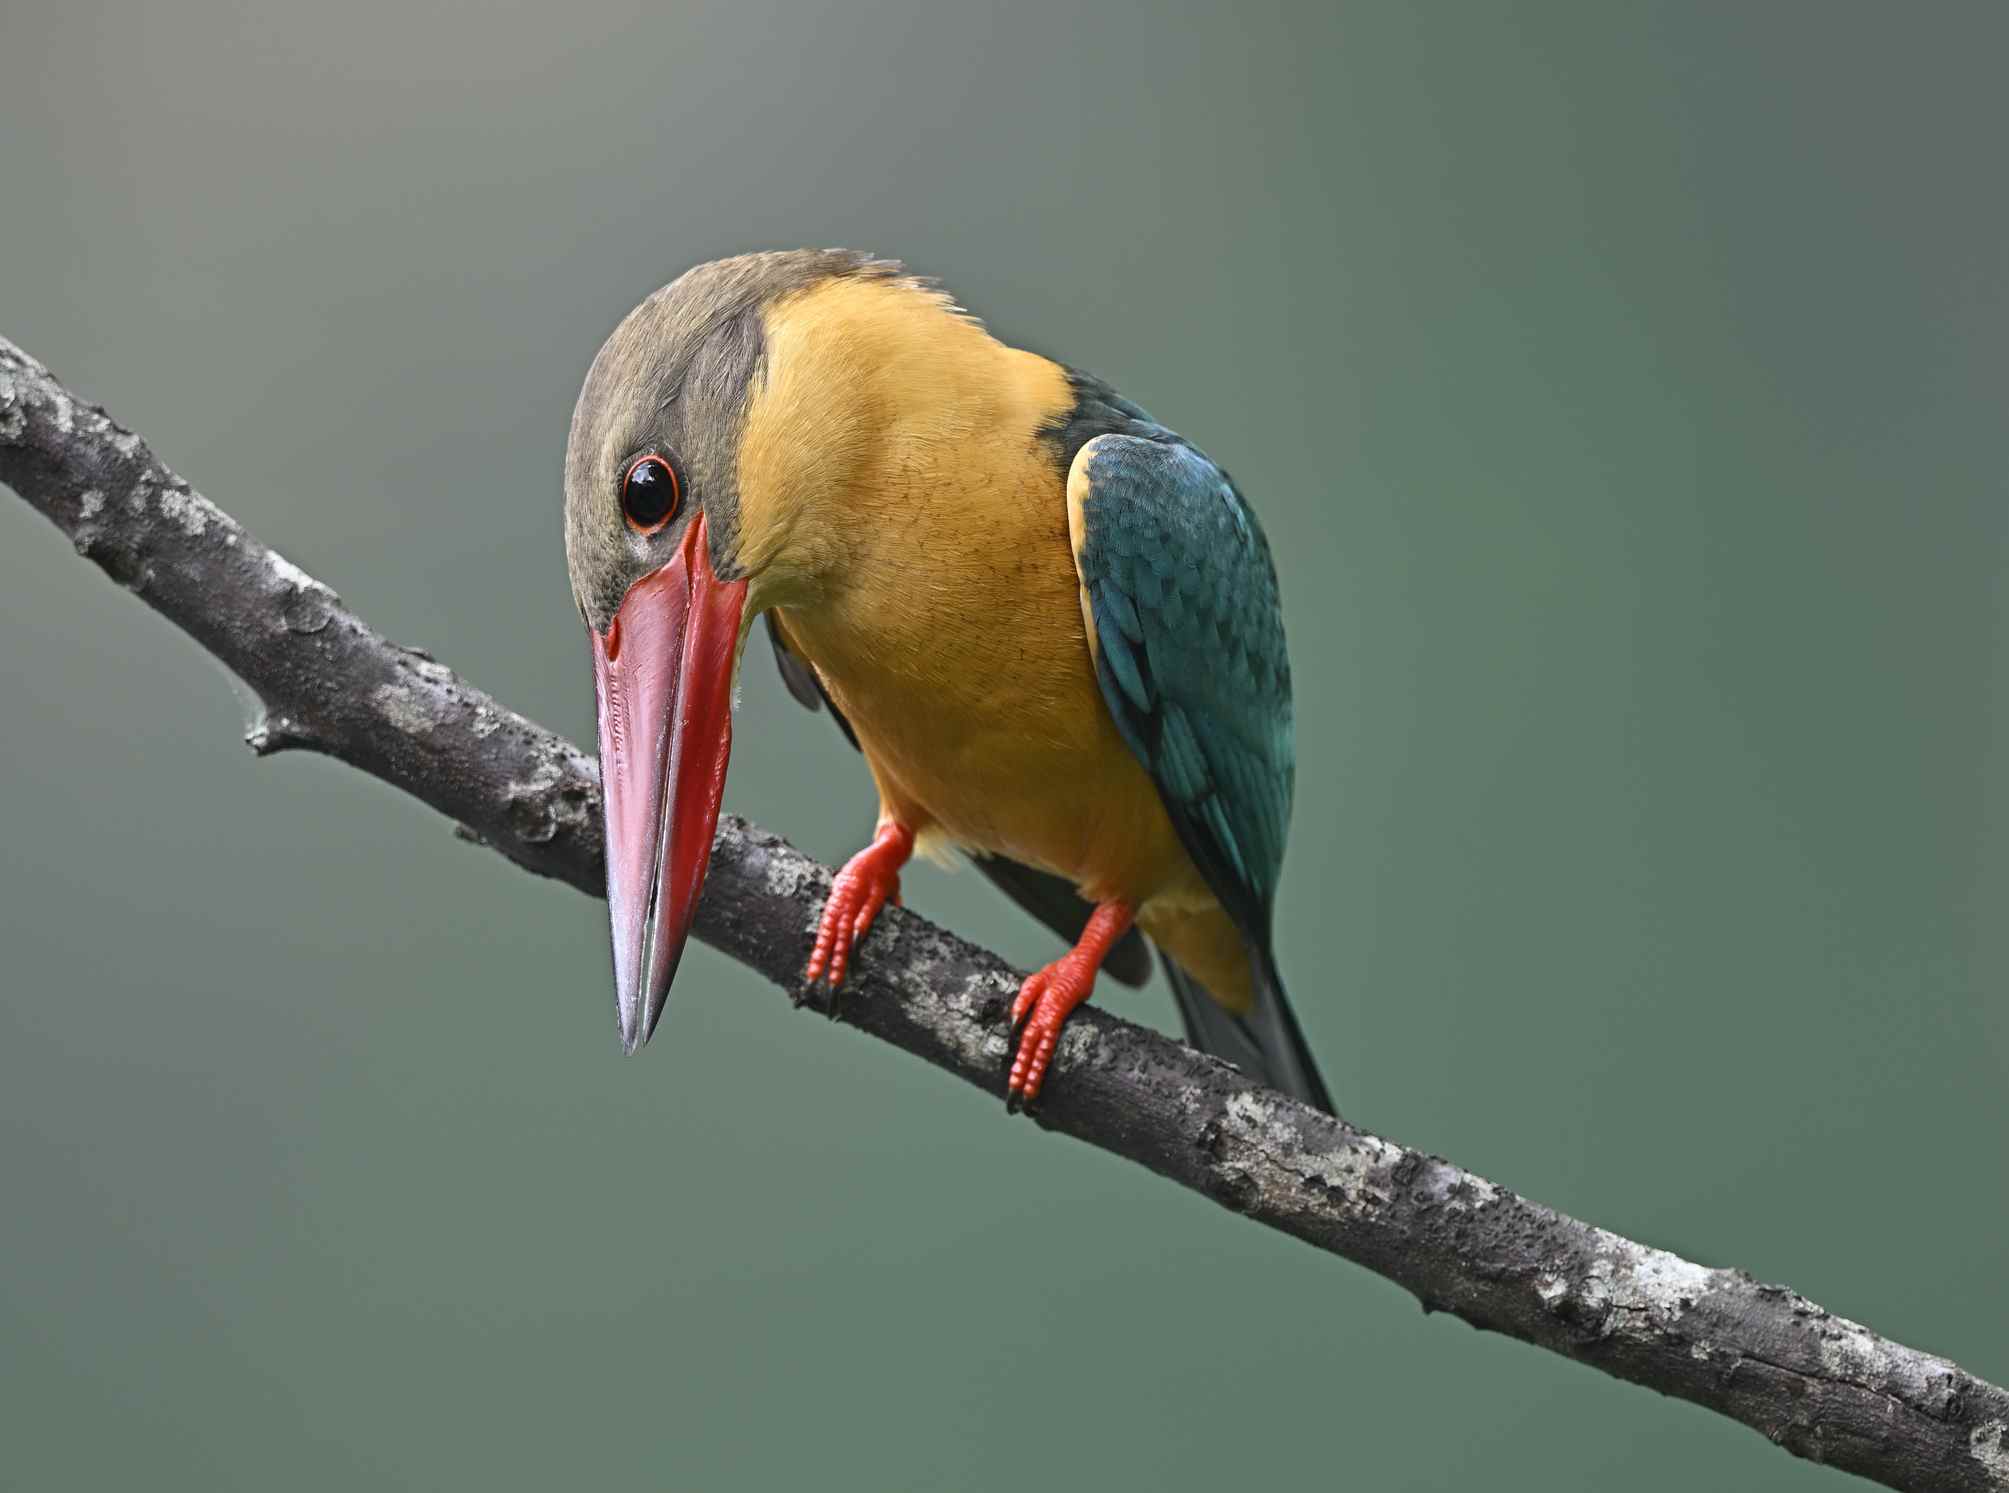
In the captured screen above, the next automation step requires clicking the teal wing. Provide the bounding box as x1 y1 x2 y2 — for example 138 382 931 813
1067 432 1295 952
1066 427 1331 1111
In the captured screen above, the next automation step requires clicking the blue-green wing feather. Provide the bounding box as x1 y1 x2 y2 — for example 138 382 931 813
1072 433 1295 951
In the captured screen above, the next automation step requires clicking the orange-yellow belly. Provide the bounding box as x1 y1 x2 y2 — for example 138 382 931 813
771 521 1183 905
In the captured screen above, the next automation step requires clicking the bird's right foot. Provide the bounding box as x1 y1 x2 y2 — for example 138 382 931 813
803 821 914 992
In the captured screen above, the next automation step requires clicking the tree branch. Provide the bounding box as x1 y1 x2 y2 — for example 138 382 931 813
4 333 2004 1493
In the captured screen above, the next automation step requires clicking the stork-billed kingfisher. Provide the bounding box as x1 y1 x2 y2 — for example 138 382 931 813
563 250 1333 1112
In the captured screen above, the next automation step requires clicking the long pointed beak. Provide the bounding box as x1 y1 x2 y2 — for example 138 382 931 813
590 515 748 1053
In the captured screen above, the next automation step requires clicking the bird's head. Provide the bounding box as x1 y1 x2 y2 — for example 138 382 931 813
563 249 900 1052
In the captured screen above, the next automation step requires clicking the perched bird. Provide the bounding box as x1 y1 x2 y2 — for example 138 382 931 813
564 250 1332 1112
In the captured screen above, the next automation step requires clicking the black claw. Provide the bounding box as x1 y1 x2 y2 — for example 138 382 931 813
792 973 841 1016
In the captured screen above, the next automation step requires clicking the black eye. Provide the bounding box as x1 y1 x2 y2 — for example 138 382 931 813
621 453 681 533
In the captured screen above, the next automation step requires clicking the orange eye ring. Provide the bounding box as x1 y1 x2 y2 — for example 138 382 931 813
621 453 682 534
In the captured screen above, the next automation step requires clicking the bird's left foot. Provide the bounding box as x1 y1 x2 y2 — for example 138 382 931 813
1005 900 1134 1112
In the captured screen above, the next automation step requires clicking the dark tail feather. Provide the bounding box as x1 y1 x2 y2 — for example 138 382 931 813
1160 949 1336 1115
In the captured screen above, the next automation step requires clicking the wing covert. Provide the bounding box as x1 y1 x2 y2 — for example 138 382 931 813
1067 433 1295 947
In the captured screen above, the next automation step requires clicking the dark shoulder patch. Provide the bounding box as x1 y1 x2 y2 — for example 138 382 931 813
1037 368 1181 473
765 613 859 749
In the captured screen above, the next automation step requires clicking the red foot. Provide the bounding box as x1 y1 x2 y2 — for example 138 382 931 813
804 822 914 988
1005 900 1135 1109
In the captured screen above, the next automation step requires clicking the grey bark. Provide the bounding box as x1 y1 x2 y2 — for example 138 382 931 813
4 333 2006 1493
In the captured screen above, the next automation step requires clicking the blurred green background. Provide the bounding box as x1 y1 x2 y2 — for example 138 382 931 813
4 2 2005 1488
